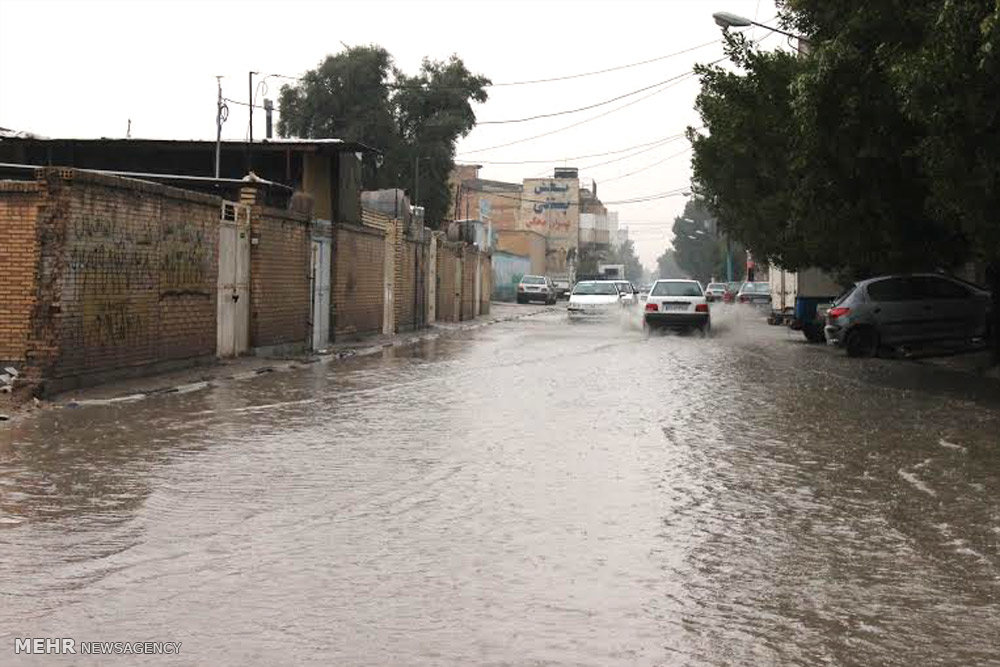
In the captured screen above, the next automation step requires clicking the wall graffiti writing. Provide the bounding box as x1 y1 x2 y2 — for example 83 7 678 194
533 182 569 195
84 299 143 347
160 222 209 294
532 201 571 214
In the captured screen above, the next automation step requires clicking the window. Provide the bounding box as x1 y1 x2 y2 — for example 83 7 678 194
651 281 703 297
521 276 545 285
572 282 619 295
866 278 913 302
910 276 970 299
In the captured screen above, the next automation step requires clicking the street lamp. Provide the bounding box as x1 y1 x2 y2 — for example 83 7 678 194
712 11 810 45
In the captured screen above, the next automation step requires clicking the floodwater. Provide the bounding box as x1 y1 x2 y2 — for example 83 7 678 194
1 305 999 665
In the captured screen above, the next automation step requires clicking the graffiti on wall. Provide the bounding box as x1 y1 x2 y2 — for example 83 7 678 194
69 214 211 348
159 222 210 297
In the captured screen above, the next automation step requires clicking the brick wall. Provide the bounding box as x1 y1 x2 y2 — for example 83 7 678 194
333 223 385 339
480 254 492 315
436 240 462 323
395 238 427 332
250 206 310 351
1 169 222 393
461 246 478 321
0 180 43 365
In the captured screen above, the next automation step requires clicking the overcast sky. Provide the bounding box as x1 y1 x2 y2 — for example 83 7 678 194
0 0 783 269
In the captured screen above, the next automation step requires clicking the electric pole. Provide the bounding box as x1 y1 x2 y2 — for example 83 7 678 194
215 76 224 178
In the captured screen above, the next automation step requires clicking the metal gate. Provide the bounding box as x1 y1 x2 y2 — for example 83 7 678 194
310 237 331 350
217 202 250 357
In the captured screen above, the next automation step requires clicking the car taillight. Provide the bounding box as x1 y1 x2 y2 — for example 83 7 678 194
827 306 850 319
695 303 709 313
517 285 525 291
645 303 658 312
739 295 749 302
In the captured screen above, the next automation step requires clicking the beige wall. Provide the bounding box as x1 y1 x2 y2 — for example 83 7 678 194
520 177 579 273
302 153 332 221
496 230 546 276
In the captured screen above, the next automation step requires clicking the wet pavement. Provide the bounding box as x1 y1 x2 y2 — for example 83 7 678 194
1 305 998 665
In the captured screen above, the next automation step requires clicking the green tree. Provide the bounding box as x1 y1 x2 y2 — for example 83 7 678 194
671 198 724 284
689 34 809 270
655 248 687 280
278 46 489 226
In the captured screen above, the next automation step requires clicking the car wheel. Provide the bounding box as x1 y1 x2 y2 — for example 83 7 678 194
516 296 526 304
803 323 826 343
845 326 878 358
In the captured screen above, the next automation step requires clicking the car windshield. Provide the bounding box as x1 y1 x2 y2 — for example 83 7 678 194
708 284 725 290
615 282 631 292
521 276 545 285
572 282 618 295
651 281 703 297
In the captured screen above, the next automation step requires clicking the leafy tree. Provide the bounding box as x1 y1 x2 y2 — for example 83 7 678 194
671 198 725 284
656 248 687 280
278 46 489 226
689 35 809 270
577 238 644 283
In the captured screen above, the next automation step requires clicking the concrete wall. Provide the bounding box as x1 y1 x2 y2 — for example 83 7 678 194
491 251 531 302
332 222 385 339
496 230 546 276
520 176 579 275
249 206 311 352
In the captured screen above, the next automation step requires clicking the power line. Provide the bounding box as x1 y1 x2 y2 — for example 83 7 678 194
596 146 693 183
477 69 706 125
463 134 685 165
577 134 691 171
457 67 707 156
259 40 719 91
491 40 719 86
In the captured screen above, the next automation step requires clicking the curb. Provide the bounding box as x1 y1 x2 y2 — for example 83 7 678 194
55 306 558 410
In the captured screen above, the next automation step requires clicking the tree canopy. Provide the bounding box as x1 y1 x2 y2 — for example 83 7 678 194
689 1 999 281
278 46 489 226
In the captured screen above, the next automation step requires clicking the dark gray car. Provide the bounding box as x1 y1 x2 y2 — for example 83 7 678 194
824 273 991 357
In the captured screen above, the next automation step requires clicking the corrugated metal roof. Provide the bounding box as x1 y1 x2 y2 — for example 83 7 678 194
0 134 380 154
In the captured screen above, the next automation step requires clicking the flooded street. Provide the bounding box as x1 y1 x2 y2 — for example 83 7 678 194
1 307 999 665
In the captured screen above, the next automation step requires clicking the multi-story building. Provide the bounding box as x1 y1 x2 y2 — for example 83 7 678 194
520 167 580 275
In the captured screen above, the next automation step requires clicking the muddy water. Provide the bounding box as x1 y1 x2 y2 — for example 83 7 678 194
1 307 998 665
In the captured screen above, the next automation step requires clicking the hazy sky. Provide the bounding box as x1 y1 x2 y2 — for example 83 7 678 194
0 0 783 268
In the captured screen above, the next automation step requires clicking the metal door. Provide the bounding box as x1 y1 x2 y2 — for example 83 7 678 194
310 238 331 350
217 203 250 357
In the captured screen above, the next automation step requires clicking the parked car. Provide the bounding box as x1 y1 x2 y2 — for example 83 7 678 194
824 273 992 357
642 279 711 334
705 282 728 302
516 275 557 304
737 281 772 308
567 280 624 319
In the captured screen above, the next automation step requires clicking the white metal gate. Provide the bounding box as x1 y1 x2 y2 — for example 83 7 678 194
310 238 331 350
217 202 250 357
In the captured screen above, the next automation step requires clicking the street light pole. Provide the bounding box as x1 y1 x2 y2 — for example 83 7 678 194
712 11 810 46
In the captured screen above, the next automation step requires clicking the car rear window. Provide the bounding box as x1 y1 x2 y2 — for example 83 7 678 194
708 284 725 290
651 281 703 297
867 278 913 301
521 276 545 285
573 282 618 295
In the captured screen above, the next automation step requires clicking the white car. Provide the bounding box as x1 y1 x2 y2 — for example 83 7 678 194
567 280 625 319
643 279 711 334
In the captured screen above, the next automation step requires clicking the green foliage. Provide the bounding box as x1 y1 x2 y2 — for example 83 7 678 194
690 2 995 278
670 198 726 284
655 249 686 280
278 46 490 226
578 239 644 283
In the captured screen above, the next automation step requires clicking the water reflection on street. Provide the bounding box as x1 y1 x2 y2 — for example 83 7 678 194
1 306 998 665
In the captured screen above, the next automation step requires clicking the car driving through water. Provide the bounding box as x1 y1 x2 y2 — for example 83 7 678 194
643 279 711 334
567 280 628 320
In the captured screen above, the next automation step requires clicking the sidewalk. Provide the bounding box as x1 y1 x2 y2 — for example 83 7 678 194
0 302 557 421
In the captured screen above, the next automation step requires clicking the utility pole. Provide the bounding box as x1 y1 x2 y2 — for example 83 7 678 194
247 71 257 173
215 76 224 178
